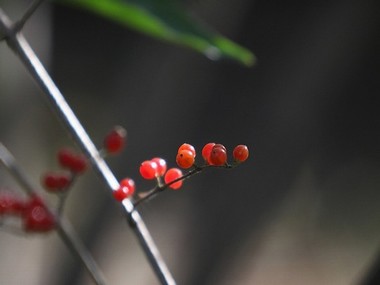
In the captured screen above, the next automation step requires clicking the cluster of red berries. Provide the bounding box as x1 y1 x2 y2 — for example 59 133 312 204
114 142 249 203
203 143 249 166
113 157 183 201
41 148 88 193
39 126 249 207
0 193 56 232
138 157 183 190
176 142 249 168
41 126 127 194
0 127 128 233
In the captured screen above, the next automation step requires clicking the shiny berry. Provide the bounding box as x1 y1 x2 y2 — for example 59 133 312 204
233 145 249 163
176 150 195 169
104 126 127 154
23 196 56 232
139 160 158 180
57 149 88 174
0 193 26 215
164 168 183 190
178 143 196 157
113 178 135 201
42 172 71 192
151 157 167 177
202 142 215 163
209 144 227 166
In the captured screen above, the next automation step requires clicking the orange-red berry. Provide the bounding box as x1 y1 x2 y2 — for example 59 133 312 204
139 160 158 180
178 143 196 157
164 168 183 190
202 142 215 163
176 149 195 169
233 145 249 163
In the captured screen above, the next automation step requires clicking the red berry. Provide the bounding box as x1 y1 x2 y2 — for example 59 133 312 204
164 168 183 190
42 172 71 192
0 193 26 215
104 126 127 154
70 154 88 173
23 196 56 232
57 148 74 168
178 143 196 157
151 157 167 177
113 178 135 201
57 148 88 174
202 142 215 163
209 144 227 166
233 145 249 163
139 160 158 180
176 149 195 169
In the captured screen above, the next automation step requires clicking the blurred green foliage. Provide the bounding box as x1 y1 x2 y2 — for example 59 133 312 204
62 0 255 66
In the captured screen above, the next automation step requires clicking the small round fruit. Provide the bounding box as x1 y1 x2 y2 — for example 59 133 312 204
209 144 227 166
164 168 183 190
202 142 215 163
70 155 88 173
178 143 196 157
0 193 26 215
23 196 56 232
113 178 135 201
104 126 127 154
151 157 167 177
233 145 249 163
139 160 158 180
57 149 88 174
57 148 75 169
176 150 195 169
42 172 71 192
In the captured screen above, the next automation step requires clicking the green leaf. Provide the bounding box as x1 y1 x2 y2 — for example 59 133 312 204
61 0 255 66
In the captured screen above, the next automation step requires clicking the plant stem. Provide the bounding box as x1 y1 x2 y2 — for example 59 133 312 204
14 0 46 31
0 7 176 285
0 142 108 285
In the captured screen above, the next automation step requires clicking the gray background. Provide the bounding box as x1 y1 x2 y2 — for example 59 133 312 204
0 0 379 284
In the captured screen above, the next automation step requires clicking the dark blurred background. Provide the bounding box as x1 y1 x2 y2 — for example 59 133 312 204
0 0 380 284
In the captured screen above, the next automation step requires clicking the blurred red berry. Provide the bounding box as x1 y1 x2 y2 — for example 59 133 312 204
23 196 56 232
176 149 195 169
139 160 158 180
164 168 183 190
0 193 26 215
209 144 227 166
233 145 249 163
42 172 71 192
103 126 127 154
113 178 135 201
57 148 88 174
151 157 167 177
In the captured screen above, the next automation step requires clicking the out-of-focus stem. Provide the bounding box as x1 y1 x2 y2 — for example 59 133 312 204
0 142 108 285
0 7 176 285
